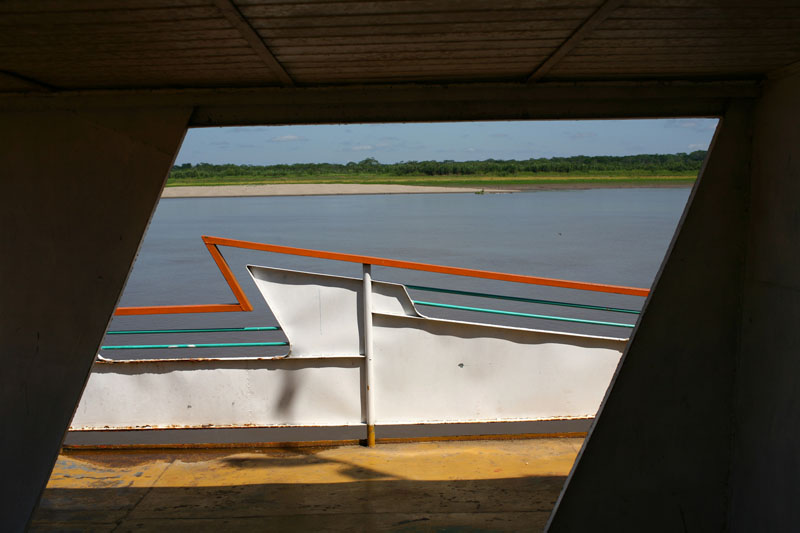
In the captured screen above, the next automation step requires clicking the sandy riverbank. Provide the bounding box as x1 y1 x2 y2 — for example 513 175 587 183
161 183 510 198
161 181 692 198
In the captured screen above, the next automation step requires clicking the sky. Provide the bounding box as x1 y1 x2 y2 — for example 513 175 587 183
174 118 719 166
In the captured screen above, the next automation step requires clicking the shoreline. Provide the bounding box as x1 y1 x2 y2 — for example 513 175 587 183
161 183 514 198
161 181 692 198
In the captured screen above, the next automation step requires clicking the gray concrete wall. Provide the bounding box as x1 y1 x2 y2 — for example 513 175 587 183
548 103 754 531
730 72 800 530
0 108 190 531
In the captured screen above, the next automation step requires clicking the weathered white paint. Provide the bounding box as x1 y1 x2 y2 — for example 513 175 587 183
72 358 363 429
246 266 418 358
71 267 625 433
373 313 625 424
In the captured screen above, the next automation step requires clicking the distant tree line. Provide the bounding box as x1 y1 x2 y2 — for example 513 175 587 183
168 151 707 182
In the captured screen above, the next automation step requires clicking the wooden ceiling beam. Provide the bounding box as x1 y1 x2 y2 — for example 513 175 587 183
210 0 294 87
0 81 759 125
527 0 625 84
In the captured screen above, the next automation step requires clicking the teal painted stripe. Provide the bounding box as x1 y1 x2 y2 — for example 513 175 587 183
100 341 289 350
412 300 635 328
406 284 639 314
106 326 280 335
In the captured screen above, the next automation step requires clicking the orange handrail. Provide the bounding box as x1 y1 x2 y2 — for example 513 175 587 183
115 235 650 316
203 236 651 297
114 237 254 316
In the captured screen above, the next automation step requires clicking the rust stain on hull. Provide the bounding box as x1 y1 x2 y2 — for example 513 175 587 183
63 432 589 451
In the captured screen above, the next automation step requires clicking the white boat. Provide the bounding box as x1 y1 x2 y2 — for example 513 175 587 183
66 236 645 447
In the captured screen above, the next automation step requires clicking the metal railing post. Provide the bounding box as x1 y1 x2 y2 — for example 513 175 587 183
363 263 376 447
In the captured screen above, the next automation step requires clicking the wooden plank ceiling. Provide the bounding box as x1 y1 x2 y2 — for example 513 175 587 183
0 0 799 92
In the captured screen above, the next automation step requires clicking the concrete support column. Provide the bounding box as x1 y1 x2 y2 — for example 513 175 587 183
0 108 191 531
730 72 800 530
548 101 754 531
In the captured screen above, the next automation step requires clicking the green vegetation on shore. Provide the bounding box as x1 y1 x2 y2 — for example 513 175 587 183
167 151 705 187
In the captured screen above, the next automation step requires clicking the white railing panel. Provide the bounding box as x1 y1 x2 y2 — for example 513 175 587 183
72 358 363 430
373 313 624 424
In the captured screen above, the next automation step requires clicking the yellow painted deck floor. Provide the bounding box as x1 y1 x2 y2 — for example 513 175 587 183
30 438 582 532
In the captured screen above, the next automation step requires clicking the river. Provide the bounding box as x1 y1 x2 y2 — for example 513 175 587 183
103 187 691 359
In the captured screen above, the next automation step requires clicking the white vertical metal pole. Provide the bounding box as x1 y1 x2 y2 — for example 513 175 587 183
362 263 376 447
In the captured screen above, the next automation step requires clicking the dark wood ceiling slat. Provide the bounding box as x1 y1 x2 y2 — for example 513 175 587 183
271 40 565 55
31 62 272 77
293 74 524 84
248 11 592 29
544 70 776 80
11 56 268 70
601 18 800 29
0 29 243 45
292 72 524 82
621 0 800 6
0 0 210 13
568 49 800 59
38 76 278 90
0 7 223 24
239 0 601 17
2 47 259 62
592 27 800 38
12 47 793 68
611 6 800 19
552 60 788 70
0 19 233 33
291 70 526 82
48 71 275 82
0 40 251 53
254 20 582 36
279 50 554 62
544 71 770 81
555 64 791 72
582 36 800 47
0 37 564 55
0 0 214 13
292 61 529 75
262 31 573 46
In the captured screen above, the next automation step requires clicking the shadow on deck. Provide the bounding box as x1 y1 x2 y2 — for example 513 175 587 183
30 438 581 532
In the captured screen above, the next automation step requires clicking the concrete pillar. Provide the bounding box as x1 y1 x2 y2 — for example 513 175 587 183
730 72 800 530
0 108 190 531
548 101 754 531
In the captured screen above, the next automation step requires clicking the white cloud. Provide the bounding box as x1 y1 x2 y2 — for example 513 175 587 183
351 145 374 151
269 134 306 142
688 143 706 150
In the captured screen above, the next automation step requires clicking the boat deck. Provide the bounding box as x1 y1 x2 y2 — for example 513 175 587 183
30 437 581 532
